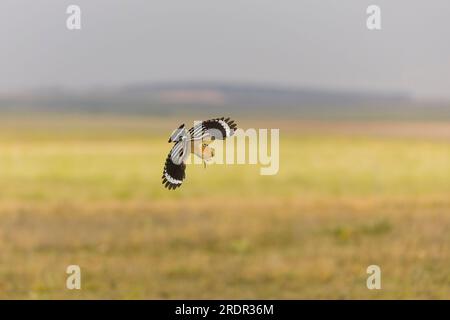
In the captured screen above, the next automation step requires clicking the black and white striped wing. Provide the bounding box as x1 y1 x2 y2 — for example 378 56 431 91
162 140 189 190
188 117 237 141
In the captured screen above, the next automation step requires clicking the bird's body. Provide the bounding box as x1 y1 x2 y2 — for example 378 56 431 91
162 117 237 189
191 140 215 162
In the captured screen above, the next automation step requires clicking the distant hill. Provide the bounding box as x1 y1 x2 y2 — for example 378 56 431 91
1 82 449 119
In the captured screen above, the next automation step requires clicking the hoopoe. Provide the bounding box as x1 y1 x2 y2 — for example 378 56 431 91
162 117 237 190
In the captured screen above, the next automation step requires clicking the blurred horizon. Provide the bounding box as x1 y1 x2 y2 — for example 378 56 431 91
2 80 450 120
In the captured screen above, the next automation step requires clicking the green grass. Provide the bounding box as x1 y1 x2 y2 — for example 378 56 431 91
1 134 449 200
0 115 449 299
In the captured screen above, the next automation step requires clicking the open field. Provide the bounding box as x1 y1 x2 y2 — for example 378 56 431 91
0 115 449 299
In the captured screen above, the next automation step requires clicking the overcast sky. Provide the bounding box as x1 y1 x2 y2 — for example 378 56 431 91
1 0 449 99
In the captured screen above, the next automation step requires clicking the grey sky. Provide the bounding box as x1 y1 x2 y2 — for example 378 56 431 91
1 0 449 99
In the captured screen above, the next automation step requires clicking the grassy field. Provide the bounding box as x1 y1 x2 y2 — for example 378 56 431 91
0 115 449 299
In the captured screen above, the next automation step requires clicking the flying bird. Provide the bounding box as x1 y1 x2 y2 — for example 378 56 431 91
162 117 237 190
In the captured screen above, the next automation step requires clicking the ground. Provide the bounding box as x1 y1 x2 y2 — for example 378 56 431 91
0 115 449 299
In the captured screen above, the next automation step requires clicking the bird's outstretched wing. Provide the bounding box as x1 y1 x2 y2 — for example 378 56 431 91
188 117 237 141
162 140 189 190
